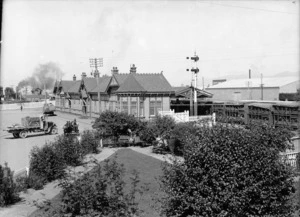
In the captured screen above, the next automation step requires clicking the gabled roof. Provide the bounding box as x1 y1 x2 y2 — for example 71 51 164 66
82 77 98 92
68 80 81 93
173 86 213 98
113 74 128 86
115 73 174 93
133 73 174 92
116 74 146 93
91 76 112 93
59 80 78 92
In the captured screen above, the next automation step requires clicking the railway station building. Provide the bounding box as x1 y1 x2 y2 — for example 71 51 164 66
54 64 175 119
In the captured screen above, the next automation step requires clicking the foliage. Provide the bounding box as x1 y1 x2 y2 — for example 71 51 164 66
0 163 20 206
138 122 156 145
15 172 46 191
168 122 197 156
29 143 66 182
80 130 100 155
53 135 83 167
152 115 176 139
58 156 144 216
4 87 16 100
92 111 142 141
159 123 296 217
297 153 300 172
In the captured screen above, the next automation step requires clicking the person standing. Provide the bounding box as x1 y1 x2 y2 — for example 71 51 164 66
20 104 23 111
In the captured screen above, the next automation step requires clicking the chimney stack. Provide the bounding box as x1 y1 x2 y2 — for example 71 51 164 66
249 69 251 79
111 67 119 75
73 74 76 81
81 72 87 79
94 69 100 78
130 64 137 74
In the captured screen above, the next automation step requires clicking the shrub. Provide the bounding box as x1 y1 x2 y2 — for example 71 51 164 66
168 122 197 156
92 111 142 141
296 153 300 172
53 135 83 167
159 123 296 216
138 122 156 145
0 163 20 206
29 143 66 182
59 156 143 216
80 130 100 155
152 115 176 139
15 172 46 191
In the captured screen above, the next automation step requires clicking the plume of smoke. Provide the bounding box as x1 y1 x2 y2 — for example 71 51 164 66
17 62 64 90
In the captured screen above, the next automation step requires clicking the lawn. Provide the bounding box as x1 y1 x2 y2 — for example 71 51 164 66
29 148 165 217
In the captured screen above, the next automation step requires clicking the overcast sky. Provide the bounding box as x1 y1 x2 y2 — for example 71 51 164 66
1 0 299 89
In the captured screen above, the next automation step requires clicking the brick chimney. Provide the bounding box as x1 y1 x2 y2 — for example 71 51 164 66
81 72 87 79
130 64 136 74
73 74 76 81
94 69 100 78
111 67 119 75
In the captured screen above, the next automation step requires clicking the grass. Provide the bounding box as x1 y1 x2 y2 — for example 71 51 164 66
29 148 164 217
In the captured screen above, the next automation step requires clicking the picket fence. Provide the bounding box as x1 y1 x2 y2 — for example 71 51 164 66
0 100 56 111
158 109 216 125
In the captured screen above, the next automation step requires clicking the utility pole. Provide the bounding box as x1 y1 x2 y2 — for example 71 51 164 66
186 53 199 116
261 73 264 100
89 58 103 115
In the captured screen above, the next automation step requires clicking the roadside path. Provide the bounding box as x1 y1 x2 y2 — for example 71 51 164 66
0 148 119 217
0 145 181 217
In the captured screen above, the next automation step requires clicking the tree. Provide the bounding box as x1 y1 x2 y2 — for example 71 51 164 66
159 123 296 216
4 87 16 100
92 111 142 141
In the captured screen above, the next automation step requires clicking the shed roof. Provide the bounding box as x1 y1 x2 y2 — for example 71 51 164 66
207 77 299 89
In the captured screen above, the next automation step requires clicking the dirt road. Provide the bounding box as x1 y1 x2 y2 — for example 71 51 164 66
0 108 95 172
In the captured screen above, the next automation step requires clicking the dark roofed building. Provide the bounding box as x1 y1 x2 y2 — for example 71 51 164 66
54 65 175 119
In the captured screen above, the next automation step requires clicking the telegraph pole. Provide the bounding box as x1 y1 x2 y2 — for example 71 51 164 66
260 73 264 100
186 53 199 116
89 58 103 114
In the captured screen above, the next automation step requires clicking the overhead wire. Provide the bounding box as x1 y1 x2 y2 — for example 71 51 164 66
199 1 299 15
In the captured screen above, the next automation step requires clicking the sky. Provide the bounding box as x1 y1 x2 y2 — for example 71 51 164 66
1 0 299 89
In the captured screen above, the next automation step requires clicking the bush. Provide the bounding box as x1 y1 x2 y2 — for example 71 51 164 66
0 163 20 206
168 122 197 156
80 130 100 155
29 143 66 182
138 122 156 145
159 123 296 216
58 156 143 216
152 115 176 139
92 111 142 141
53 135 83 167
15 172 46 191
296 153 300 172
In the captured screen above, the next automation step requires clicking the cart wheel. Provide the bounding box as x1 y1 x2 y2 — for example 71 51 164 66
13 133 19 138
19 131 28 138
51 127 58 135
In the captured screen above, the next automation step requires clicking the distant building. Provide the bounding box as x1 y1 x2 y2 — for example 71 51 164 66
212 79 226 86
206 77 300 101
